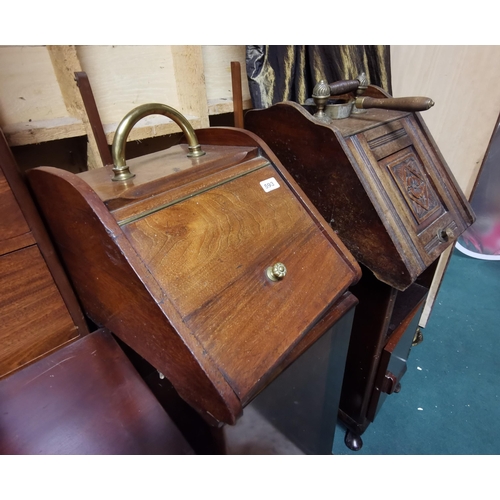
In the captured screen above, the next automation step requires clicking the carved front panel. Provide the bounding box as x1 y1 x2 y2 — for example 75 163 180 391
378 144 458 261
353 120 462 270
385 148 443 228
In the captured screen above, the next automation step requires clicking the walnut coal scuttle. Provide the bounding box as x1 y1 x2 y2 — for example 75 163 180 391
245 76 475 450
28 103 361 454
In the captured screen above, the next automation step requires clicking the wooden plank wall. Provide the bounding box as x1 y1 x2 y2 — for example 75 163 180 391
0 45 250 169
391 45 500 326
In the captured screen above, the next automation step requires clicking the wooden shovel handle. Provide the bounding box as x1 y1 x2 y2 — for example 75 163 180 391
356 96 435 112
328 79 360 96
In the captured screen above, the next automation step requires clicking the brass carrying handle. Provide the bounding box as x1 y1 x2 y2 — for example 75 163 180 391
355 96 435 112
111 103 205 182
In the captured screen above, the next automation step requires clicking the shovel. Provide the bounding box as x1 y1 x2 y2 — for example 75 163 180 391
308 74 434 121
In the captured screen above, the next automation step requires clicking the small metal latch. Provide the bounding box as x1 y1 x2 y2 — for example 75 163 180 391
437 227 454 243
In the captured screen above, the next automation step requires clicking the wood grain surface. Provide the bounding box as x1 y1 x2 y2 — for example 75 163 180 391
0 329 194 454
123 165 356 401
0 246 79 378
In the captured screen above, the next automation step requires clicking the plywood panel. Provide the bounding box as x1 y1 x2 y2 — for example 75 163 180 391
0 46 69 125
172 46 209 120
202 45 252 115
76 45 179 125
391 45 500 197
391 45 500 326
0 45 212 147
0 46 85 145
76 45 209 143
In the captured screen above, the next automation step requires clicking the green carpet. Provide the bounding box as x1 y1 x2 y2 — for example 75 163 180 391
333 248 500 454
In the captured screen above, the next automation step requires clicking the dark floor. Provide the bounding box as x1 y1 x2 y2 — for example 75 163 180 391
225 247 500 455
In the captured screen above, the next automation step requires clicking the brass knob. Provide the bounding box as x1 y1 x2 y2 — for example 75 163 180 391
266 262 287 282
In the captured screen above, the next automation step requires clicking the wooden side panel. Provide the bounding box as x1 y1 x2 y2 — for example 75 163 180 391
27 167 242 425
0 128 89 335
0 246 79 378
245 102 411 289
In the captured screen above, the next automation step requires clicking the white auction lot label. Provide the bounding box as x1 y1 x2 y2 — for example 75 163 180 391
260 177 280 192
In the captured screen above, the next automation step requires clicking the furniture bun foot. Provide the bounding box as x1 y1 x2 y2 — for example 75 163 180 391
344 430 363 451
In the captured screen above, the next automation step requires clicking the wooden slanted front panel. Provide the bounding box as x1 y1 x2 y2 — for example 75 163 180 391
122 164 356 402
357 114 472 267
0 246 79 378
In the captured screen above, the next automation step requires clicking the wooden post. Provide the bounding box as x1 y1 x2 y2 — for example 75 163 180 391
231 61 244 128
46 45 103 169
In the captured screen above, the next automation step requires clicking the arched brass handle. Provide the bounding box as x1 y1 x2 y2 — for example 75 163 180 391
111 103 206 182
266 262 287 282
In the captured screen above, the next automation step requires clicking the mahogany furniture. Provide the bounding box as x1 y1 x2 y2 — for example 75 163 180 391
0 128 193 454
27 107 361 453
0 136 86 379
245 86 475 449
0 328 193 454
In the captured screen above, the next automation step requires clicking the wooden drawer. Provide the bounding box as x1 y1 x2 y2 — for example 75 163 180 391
0 245 79 378
0 166 34 255
367 284 427 421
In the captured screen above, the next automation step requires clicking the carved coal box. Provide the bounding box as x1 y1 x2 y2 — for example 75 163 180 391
27 104 361 429
245 86 475 291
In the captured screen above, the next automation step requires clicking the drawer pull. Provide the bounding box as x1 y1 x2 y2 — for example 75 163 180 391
111 103 205 182
266 262 287 282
